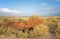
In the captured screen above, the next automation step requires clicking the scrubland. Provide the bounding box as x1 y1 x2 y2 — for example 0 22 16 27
0 16 60 39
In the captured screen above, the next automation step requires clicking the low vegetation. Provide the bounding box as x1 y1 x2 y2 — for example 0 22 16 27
0 16 60 38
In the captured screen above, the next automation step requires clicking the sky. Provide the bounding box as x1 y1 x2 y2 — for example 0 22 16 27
0 0 60 16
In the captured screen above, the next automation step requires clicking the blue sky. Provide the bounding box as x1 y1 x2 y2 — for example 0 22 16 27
0 0 60 16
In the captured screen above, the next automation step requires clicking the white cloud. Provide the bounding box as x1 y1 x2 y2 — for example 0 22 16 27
0 8 21 14
41 3 48 7
36 6 60 13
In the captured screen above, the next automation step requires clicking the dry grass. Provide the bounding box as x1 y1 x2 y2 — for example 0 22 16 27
0 16 60 39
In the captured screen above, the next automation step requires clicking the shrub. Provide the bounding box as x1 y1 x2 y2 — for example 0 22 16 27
28 15 43 26
16 30 29 38
46 17 60 37
29 24 48 37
